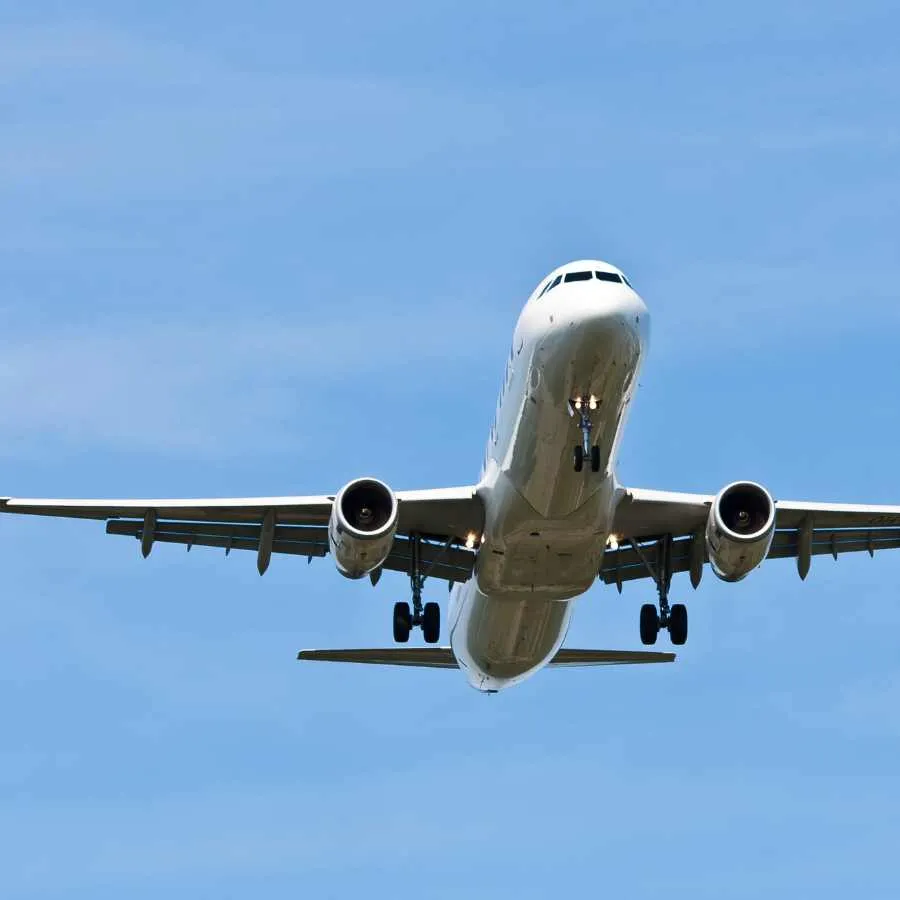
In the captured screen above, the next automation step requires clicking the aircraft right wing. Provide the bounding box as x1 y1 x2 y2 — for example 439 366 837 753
0 486 484 584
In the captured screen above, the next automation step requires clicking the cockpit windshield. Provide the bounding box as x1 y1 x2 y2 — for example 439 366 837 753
594 271 623 283
539 269 628 296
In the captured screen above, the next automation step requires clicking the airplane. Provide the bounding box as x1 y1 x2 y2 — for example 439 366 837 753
4 258 900 693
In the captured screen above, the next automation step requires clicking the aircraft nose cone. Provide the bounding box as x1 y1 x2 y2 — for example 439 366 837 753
574 283 649 342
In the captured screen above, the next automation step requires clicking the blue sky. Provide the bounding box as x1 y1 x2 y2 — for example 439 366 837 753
2 1 900 896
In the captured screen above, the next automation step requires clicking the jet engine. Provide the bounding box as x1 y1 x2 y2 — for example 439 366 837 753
705 481 776 582
328 477 399 579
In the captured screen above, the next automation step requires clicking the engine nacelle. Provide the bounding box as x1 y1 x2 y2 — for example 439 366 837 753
329 477 398 579
705 481 776 582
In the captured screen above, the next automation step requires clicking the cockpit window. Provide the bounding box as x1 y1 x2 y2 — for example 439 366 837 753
595 271 623 284
564 271 593 283
545 274 562 293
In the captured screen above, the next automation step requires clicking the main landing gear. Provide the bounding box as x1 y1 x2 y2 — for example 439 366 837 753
632 534 688 646
569 397 601 473
392 534 441 644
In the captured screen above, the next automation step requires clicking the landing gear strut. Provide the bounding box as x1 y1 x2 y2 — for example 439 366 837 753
569 398 601 473
631 534 688 646
393 534 441 644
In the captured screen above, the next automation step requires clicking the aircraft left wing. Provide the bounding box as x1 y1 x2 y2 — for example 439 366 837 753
0 486 484 583
604 486 900 589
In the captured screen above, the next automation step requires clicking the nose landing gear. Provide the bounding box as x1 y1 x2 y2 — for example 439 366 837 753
569 397 601 473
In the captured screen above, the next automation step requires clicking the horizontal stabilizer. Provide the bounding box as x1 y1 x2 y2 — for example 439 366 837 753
297 647 675 669
548 648 675 666
298 647 459 668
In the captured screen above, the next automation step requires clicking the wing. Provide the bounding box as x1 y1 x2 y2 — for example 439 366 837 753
0 486 484 583
603 487 900 589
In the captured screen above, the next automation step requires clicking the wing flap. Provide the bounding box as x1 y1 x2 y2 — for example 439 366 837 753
599 527 900 587
106 520 476 582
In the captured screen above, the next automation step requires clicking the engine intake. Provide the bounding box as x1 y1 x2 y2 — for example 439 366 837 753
329 477 398 579
705 481 776 582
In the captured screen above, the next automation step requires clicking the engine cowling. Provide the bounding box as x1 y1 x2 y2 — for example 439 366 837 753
329 477 399 579
705 481 776 582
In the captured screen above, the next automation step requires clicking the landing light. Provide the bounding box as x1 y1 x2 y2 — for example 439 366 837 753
574 398 583 411
465 532 477 549
607 534 620 550
589 396 598 410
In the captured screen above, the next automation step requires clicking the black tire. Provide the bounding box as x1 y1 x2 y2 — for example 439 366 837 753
422 602 441 644
639 603 660 646
573 445 584 472
590 444 601 472
669 603 688 646
393 601 412 643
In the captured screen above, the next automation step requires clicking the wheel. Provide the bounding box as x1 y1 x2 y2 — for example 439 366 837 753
573 445 584 472
393 601 411 643
668 603 688 646
639 603 660 645
422 602 441 644
590 444 601 472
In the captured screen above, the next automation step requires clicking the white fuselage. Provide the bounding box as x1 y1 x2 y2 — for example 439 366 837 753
448 260 649 691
